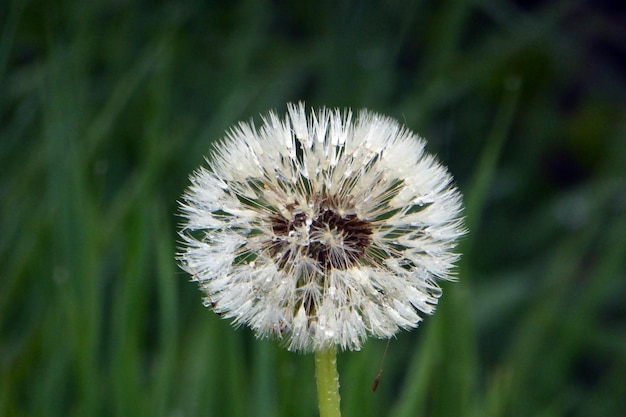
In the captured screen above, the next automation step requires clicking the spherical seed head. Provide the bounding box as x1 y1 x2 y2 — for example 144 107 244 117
178 103 465 353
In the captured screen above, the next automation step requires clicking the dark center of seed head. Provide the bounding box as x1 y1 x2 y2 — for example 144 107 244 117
270 201 372 270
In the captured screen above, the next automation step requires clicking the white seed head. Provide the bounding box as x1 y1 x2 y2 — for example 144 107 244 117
178 103 465 353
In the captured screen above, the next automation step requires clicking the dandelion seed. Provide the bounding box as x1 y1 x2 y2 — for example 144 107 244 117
178 103 465 353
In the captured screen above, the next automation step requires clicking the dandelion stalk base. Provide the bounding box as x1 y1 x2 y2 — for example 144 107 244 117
315 347 341 417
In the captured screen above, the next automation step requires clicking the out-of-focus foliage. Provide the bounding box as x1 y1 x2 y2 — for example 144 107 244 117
1 1 624 416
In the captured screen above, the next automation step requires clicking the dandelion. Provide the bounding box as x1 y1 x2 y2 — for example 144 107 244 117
178 103 465 416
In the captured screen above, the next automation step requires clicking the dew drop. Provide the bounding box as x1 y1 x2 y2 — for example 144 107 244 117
328 286 337 299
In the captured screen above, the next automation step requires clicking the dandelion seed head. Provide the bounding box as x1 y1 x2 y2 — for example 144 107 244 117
178 103 465 353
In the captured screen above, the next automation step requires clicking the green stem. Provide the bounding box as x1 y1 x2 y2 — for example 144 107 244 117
315 347 341 417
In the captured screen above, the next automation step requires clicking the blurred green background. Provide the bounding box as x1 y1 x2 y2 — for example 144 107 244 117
1 0 625 416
